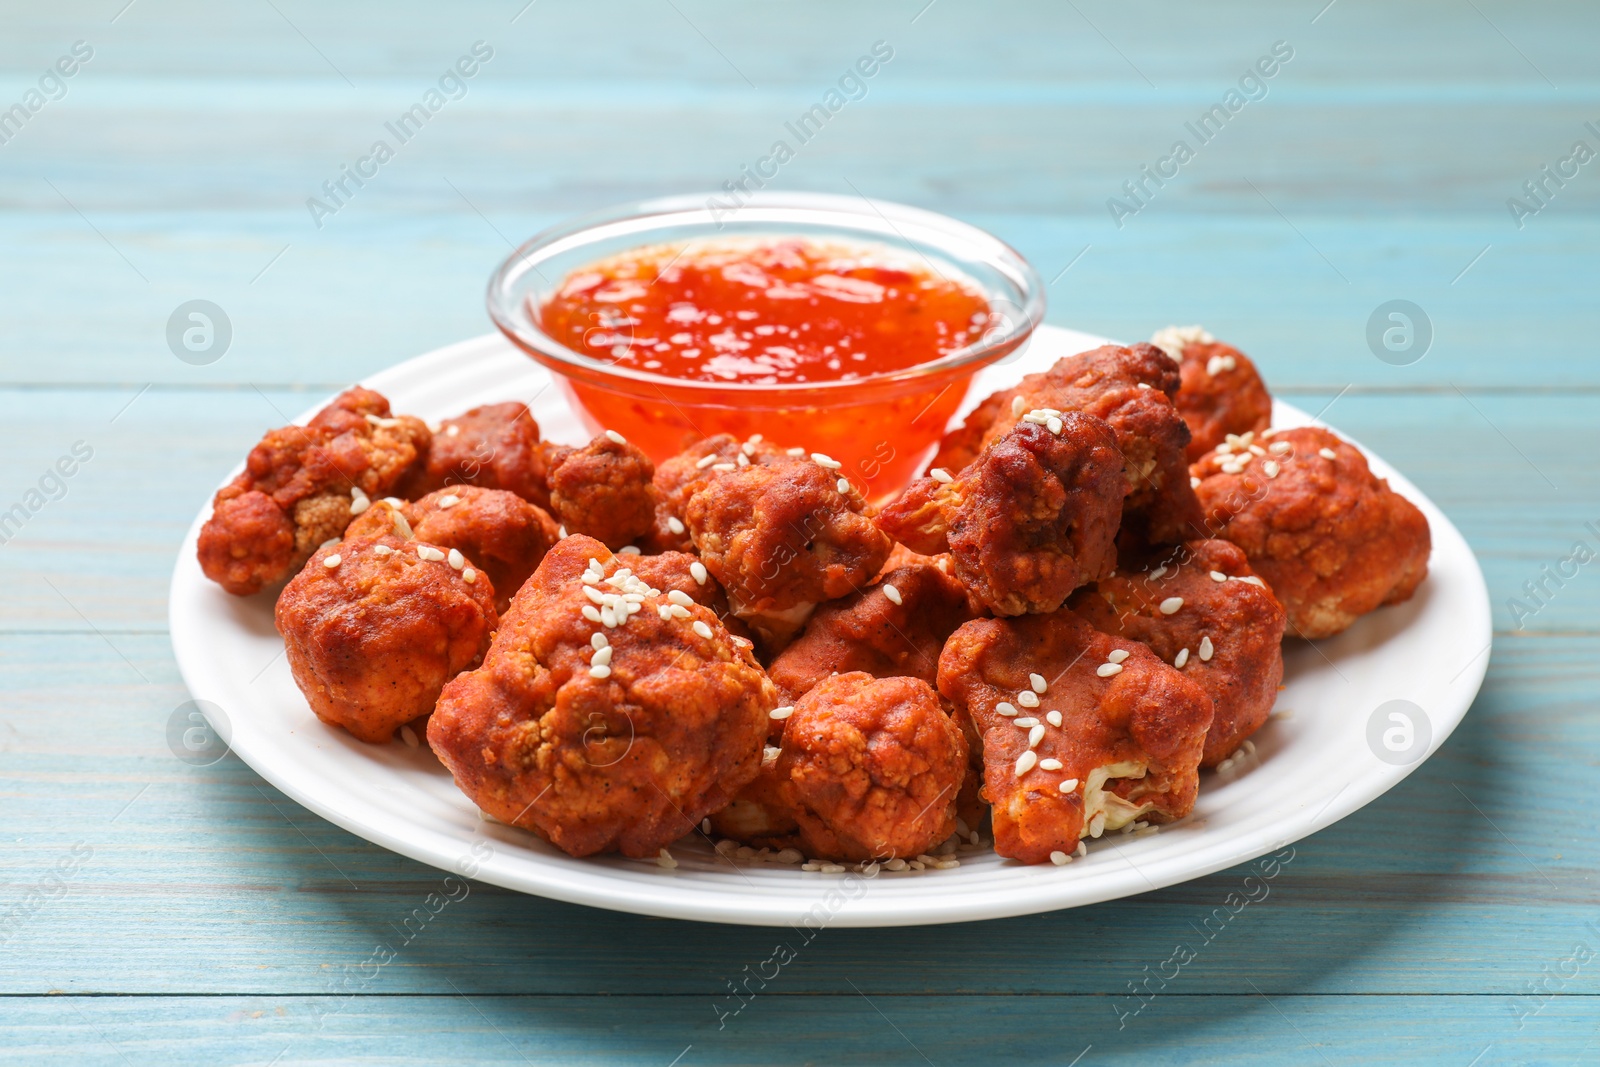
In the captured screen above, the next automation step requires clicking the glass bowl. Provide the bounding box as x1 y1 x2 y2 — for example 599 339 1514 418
486 191 1044 500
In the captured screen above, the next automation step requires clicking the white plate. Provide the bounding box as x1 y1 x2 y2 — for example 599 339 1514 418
168 325 1492 927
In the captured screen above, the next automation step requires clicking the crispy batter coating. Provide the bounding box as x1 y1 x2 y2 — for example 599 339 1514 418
684 454 892 646
646 434 787 552
1192 427 1430 640
1070 539 1285 767
938 610 1212 864
931 344 1203 551
879 417 1124 616
428 536 776 858
768 560 975 706
1151 326 1273 460
386 487 559 614
199 387 429 595
396 401 556 509
275 533 498 744
776 673 967 862
627 550 757 647
546 433 659 550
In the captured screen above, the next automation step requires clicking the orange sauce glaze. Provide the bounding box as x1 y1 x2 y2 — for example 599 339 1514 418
537 239 993 500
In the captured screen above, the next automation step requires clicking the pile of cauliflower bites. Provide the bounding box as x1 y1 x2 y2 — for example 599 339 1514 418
199 329 1429 869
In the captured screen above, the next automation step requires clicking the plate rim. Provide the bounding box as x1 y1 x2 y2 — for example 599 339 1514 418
168 325 1493 927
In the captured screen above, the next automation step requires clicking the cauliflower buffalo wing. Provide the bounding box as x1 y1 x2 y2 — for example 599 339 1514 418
683 452 892 646
939 610 1212 864
1192 426 1430 639
1150 326 1273 461
275 531 498 743
395 401 558 509
428 536 775 858
878 416 1124 616
198 387 429 595
546 432 659 550
1070 538 1285 767
931 344 1203 551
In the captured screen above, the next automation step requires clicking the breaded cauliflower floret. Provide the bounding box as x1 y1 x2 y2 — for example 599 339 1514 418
879 416 1124 616
396 401 557 509
1150 326 1273 460
1192 426 1430 640
930 344 1203 552
428 536 776 858
274 532 497 744
1070 538 1285 767
198 387 429 595
546 432 659 550
684 453 892 646
768 557 974 707
646 433 787 553
939 609 1212 864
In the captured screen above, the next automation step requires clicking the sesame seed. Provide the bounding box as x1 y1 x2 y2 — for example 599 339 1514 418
601 607 618 628
400 724 419 748
695 453 719 469
583 586 605 604
1248 444 1266 456
1150 565 1168 579
1320 447 1338 460
619 545 641 555
666 590 693 608
1237 575 1266 588
1015 751 1038 775
1270 441 1291 455
1050 850 1070 866
587 558 604 574
1047 416 1063 434
589 664 612 679
929 468 953 484
1040 758 1063 770
1088 812 1107 837
438 494 460 509
1191 476 1201 488
693 620 713 639
581 572 599 586
446 424 460 437
811 453 841 469
364 413 402 428
1013 717 1039 728
786 446 805 456
711 463 736 472
666 516 685 535
605 429 626 445
350 487 370 515
373 545 393 557
657 605 673 620
669 604 691 619
1263 460 1280 478
417 545 446 562
1046 710 1062 727
690 561 708 585
591 633 608 650
463 569 477 584
996 702 1018 717
558 525 569 539
1011 396 1025 418
447 548 465 570
882 583 902 605
657 848 677 869
1029 672 1047 693
392 513 413 540
1210 570 1227 582
323 553 342 568
1028 725 1045 748
1059 778 1079 793
770 706 794 720
1017 691 1040 708
1160 596 1184 614
1199 636 1214 661
1096 663 1123 678
592 646 613 666
1075 841 1087 857
1174 647 1189 668
836 477 851 494
737 453 750 467
582 605 602 623
1137 382 1151 390
1107 649 1129 664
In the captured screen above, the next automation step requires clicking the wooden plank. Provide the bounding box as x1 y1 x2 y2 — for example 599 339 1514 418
1 632 1594 996
4 994 1597 1065
0 388 1594 633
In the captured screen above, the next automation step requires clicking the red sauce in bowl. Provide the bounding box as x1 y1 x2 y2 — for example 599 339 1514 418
532 237 1002 500
539 239 992 385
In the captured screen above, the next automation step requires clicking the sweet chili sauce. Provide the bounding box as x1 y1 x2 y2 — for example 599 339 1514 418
535 238 995 499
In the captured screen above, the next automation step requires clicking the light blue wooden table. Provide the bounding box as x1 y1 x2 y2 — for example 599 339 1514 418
3 1 1597 1063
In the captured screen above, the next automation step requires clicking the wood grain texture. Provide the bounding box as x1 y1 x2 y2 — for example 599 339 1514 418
2 0 1597 1063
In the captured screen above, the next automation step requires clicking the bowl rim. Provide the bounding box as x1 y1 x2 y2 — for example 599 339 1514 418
484 191 1046 397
